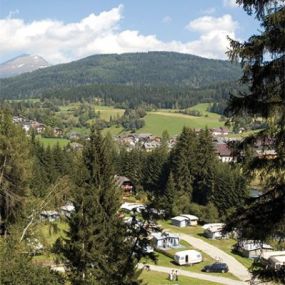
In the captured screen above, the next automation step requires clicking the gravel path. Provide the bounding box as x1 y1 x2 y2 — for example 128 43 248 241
179 233 251 281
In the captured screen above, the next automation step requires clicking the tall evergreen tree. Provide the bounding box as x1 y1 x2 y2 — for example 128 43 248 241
62 127 141 285
0 110 30 235
142 146 168 194
163 171 177 217
168 127 198 211
192 129 217 205
225 1 285 283
117 148 146 190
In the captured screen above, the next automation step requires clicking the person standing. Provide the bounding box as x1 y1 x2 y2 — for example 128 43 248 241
175 270 179 281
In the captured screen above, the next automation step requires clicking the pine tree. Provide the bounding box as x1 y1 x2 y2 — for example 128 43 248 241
163 172 177 217
192 128 217 205
0 110 30 235
142 146 168 194
169 127 198 209
63 127 141 285
225 1 285 282
117 148 146 190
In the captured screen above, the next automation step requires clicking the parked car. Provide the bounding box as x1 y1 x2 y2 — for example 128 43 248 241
202 262 229 273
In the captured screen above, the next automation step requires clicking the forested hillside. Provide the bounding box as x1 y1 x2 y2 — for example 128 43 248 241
42 81 239 109
0 52 241 100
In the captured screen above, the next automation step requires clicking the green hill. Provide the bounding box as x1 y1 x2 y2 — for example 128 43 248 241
0 52 241 99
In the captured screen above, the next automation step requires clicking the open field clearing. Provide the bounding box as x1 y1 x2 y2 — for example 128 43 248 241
138 113 223 136
37 137 70 147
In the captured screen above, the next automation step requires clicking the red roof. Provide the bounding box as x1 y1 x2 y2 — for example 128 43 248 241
215 143 232 157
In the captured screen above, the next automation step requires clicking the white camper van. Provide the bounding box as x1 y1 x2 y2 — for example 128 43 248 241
174 250 203 265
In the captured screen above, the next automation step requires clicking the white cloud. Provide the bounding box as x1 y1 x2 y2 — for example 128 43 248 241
185 15 239 59
0 5 239 63
223 0 239 8
162 16 172 24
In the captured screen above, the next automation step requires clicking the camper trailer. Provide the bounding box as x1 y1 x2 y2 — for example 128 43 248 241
174 250 203 265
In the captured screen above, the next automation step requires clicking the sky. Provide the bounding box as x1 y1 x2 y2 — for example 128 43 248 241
0 0 262 64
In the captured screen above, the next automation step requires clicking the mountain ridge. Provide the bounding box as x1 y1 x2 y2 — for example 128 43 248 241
0 51 241 99
0 54 49 78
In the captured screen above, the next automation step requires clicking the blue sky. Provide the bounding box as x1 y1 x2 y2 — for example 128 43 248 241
0 0 261 64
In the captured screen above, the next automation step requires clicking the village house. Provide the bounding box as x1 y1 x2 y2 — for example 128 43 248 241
31 121 46 133
114 175 135 196
53 127 64 137
12 116 24 124
235 240 273 258
171 214 199 227
151 231 180 249
142 140 161 152
214 143 235 163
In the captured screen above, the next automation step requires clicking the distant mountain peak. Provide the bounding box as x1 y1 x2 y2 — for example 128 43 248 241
0 54 49 78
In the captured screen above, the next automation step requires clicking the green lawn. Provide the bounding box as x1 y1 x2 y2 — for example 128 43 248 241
159 220 253 269
141 271 221 285
95 106 124 121
59 103 124 121
138 111 223 136
37 136 70 147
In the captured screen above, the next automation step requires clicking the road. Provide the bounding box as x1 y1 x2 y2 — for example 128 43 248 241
179 233 251 281
138 264 247 285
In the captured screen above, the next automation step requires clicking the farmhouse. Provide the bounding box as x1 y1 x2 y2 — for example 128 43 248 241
235 240 273 258
215 143 235 163
53 127 63 137
114 175 135 195
151 232 180 249
171 214 199 227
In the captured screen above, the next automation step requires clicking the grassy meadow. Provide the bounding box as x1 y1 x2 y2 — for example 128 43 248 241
141 271 221 285
136 103 224 136
37 136 70 147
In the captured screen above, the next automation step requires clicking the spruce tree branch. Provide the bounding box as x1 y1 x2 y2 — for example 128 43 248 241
19 177 69 242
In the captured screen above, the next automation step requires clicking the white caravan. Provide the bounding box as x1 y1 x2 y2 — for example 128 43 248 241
174 250 203 265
